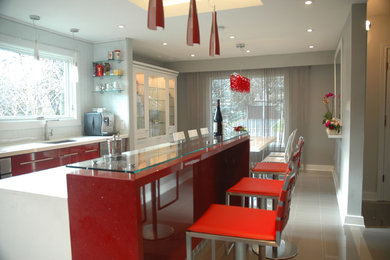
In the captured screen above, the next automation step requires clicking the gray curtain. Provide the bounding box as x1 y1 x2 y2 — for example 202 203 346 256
177 66 310 150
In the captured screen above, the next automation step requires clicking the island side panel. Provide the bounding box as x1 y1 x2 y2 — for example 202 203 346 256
67 174 143 260
193 138 250 221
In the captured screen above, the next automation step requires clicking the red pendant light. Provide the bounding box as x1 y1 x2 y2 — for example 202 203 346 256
187 0 200 46
230 73 250 93
148 0 164 30
209 11 220 56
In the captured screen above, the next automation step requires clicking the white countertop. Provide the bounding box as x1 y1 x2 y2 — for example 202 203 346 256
0 135 128 158
0 166 72 198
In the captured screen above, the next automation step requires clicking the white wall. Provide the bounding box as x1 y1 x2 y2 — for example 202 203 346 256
92 40 132 136
0 17 135 145
0 17 94 142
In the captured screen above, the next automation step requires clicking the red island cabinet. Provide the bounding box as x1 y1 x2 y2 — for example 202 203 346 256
67 135 250 260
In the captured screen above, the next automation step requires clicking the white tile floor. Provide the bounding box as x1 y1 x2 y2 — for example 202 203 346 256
194 170 390 260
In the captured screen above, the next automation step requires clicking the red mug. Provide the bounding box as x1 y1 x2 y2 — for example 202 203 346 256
96 64 104 76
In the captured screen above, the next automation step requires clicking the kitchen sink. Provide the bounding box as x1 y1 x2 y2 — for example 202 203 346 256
41 139 77 144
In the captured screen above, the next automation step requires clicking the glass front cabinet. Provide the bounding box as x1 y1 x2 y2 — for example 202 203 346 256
133 62 178 148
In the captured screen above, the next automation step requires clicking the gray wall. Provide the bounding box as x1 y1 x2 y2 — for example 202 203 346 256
306 65 336 166
335 4 367 226
176 63 335 167
165 51 334 73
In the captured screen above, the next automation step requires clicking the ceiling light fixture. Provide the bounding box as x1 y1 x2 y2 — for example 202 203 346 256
246 50 251 53
365 20 371 31
307 28 313 32
305 1 313 5
70 28 79 83
191 54 195 57
229 35 236 39
209 8 220 56
309 45 314 49
162 42 168 45
70 28 79 67
117 24 126 29
29 15 40 60
187 0 200 45
230 43 250 93
148 0 164 30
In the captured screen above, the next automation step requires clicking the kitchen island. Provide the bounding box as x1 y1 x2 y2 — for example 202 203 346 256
0 133 249 260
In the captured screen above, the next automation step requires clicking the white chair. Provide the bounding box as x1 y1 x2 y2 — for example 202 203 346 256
172 131 186 142
200 127 209 136
263 129 297 163
187 129 199 140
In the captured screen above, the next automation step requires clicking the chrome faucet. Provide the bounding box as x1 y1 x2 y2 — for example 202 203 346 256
38 117 59 140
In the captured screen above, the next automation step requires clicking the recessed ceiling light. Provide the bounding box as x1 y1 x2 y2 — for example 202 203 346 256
309 45 314 49
117 24 126 29
246 50 251 53
229 35 236 39
162 42 168 46
191 54 195 57
305 1 313 5
307 28 313 32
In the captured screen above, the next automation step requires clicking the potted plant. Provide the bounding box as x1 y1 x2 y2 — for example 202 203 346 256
322 92 342 135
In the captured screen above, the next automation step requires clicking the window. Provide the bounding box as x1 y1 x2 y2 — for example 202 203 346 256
0 45 76 120
211 72 286 144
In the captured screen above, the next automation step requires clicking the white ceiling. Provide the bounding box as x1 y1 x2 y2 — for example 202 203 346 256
0 0 367 63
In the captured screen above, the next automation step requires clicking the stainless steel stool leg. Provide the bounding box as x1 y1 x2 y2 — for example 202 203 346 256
186 234 192 260
235 242 246 260
251 240 298 259
258 245 266 260
211 240 216 260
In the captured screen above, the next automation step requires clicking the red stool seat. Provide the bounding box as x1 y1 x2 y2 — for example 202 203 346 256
188 204 277 241
227 177 283 197
252 162 288 173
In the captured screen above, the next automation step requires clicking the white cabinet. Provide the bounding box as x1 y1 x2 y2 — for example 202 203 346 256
133 62 178 148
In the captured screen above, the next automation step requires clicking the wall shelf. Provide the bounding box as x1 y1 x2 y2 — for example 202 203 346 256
92 89 123 94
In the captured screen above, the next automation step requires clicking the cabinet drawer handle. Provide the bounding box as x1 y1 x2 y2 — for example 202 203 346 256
20 157 54 165
85 149 98 153
60 152 78 158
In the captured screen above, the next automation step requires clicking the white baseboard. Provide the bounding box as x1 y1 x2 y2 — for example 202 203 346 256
303 164 334 172
344 215 365 227
363 191 378 201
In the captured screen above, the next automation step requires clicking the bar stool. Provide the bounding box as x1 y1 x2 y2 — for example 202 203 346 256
186 159 298 260
263 129 297 163
251 136 304 180
172 131 186 142
226 149 301 210
188 129 199 140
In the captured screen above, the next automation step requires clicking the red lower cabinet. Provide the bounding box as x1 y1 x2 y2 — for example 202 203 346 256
12 150 59 176
12 143 100 176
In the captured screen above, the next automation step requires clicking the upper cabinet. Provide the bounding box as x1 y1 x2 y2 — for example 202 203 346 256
133 62 178 148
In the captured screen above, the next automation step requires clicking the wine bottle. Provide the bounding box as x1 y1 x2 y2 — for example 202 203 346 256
213 99 223 137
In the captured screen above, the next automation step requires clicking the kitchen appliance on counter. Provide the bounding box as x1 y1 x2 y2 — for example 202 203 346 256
0 158 12 179
84 111 115 136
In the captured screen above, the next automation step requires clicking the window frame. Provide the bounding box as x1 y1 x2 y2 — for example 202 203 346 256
0 35 80 130
210 72 287 148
